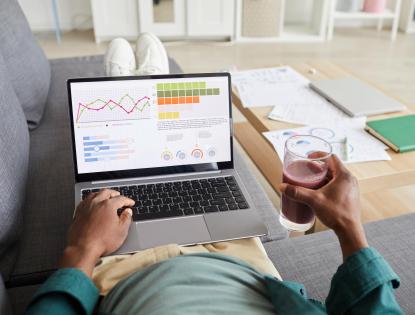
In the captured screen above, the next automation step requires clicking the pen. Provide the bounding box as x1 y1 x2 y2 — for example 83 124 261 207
343 137 349 161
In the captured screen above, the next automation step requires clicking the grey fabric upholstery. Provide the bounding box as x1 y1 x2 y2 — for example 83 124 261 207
0 53 30 280
11 55 286 280
264 213 415 314
0 0 50 129
7 284 39 315
0 276 12 315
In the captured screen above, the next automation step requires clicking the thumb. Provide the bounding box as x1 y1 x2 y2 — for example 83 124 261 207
279 183 316 206
119 208 133 227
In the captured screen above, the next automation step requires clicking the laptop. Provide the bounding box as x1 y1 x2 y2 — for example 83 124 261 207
67 73 267 255
310 78 406 117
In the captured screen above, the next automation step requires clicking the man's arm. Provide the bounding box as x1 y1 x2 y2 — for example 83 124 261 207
280 155 403 314
26 189 134 315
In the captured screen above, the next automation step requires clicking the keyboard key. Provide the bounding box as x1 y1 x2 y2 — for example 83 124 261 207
153 199 162 205
183 196 192 202
213 192 232 199
190 201 200 208
204 205 218 213
170 204 180 211
235 197 246 203
238 202 249 209
163 197 172 204
148 205 159 213
179 202 189 209
211 199 225 205
143 200 152 206
200 200 210 207
219 205 228 211
192 195 202 201
229 185 239 191
225 198 235 204
168 191 178 197
228 203 238 210
173 197 182 204
216 186 228 192
194 206 204 214
159 204 170 212
232 191 242 197
183 208 194 216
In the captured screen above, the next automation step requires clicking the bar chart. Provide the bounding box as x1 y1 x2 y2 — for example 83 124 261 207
156 81 221 120
82 135 135 163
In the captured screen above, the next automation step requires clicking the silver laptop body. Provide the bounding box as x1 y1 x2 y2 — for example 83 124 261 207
310 77 406 117
67 73 267 255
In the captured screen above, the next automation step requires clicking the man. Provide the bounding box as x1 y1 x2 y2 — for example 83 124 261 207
25 154 402 314
26 33 402 314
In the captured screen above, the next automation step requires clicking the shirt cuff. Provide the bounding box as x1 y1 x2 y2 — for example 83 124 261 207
326 247 400 313
30 268 99 315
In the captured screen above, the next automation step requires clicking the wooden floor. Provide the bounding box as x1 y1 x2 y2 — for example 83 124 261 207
37 28 415 232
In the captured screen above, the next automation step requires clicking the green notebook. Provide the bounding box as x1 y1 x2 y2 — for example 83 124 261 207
366 114 415 153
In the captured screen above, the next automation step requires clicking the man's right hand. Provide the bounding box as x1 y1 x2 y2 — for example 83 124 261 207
279 155 368 260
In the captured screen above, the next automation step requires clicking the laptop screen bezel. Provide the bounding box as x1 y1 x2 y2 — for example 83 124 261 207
67 72 234 183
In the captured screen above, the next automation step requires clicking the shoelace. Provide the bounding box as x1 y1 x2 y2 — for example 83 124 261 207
136 49 165 75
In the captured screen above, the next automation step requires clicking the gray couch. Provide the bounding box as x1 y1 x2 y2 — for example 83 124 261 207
1 1 414 314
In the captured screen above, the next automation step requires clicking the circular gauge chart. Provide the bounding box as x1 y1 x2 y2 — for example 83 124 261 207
176 150 186 160
191 148 204 160
161 150 173 161
207 147 216 158
309 127 336 140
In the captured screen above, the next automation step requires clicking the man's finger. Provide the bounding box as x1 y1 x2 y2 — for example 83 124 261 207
327 154 346 176
119 208 133 227
105 195 135 210
92 189 121 205
279 183 316 206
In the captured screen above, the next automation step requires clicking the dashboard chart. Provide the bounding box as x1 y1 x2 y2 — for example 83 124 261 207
70 76 231 174
76 94 152 123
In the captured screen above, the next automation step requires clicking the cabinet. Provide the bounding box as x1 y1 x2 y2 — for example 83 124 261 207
92 0 235 42
91 0 139 43
186 0 234 37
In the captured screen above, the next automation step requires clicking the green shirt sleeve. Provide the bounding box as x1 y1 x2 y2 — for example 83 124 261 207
326 247 403 314
26 268 100 315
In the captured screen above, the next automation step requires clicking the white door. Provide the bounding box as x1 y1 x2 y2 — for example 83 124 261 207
186 0 235 37
91 0 139 42
138 0 186 38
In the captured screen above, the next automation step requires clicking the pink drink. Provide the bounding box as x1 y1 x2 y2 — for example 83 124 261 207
282 160 327 224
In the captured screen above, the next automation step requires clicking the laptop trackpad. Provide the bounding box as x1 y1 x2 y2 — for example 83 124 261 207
137 216 211 249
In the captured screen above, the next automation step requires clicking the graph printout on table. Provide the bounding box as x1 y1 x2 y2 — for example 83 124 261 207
70 77 231 174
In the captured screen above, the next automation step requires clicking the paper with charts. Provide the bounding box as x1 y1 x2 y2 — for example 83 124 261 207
263 126 390 164
232 66 364 127
70 77 231 174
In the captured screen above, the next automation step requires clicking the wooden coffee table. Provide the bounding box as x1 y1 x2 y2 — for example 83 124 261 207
232 61 415 229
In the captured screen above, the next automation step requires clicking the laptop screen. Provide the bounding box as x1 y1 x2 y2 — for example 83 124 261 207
68 74 232 181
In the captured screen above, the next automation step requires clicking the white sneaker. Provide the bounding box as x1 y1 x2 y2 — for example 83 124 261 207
104 38 136 76
135 32 169 75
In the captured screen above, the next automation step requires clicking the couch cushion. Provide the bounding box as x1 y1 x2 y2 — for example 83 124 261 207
11 55 286 279
0 53 30 280
0 0 51 129
264 213 415 314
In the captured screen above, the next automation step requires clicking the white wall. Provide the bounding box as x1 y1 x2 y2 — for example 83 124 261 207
18 0 93 31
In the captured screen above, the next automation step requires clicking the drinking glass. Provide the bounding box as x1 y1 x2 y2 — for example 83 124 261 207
280 135 332 232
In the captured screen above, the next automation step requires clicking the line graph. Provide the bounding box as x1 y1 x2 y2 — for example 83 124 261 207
76 94 152 123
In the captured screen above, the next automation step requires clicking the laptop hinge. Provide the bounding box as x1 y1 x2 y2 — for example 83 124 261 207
91 170 222 185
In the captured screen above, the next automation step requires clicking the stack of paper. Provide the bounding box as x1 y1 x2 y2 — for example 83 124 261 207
263 125 390 164
231 66 391 164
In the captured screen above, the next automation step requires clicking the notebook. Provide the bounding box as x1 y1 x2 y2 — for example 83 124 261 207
365 115 415 153
310 78 406 117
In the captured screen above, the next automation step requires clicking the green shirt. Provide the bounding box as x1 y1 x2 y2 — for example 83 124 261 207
26 247 403 315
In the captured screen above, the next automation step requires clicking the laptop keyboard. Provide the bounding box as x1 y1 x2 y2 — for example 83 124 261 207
81 176 249 222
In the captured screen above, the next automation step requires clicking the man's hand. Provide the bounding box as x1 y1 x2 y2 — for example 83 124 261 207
279 155 368 260
59 189 134 276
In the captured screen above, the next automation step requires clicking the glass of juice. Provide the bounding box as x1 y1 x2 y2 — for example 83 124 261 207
280 135 332 232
